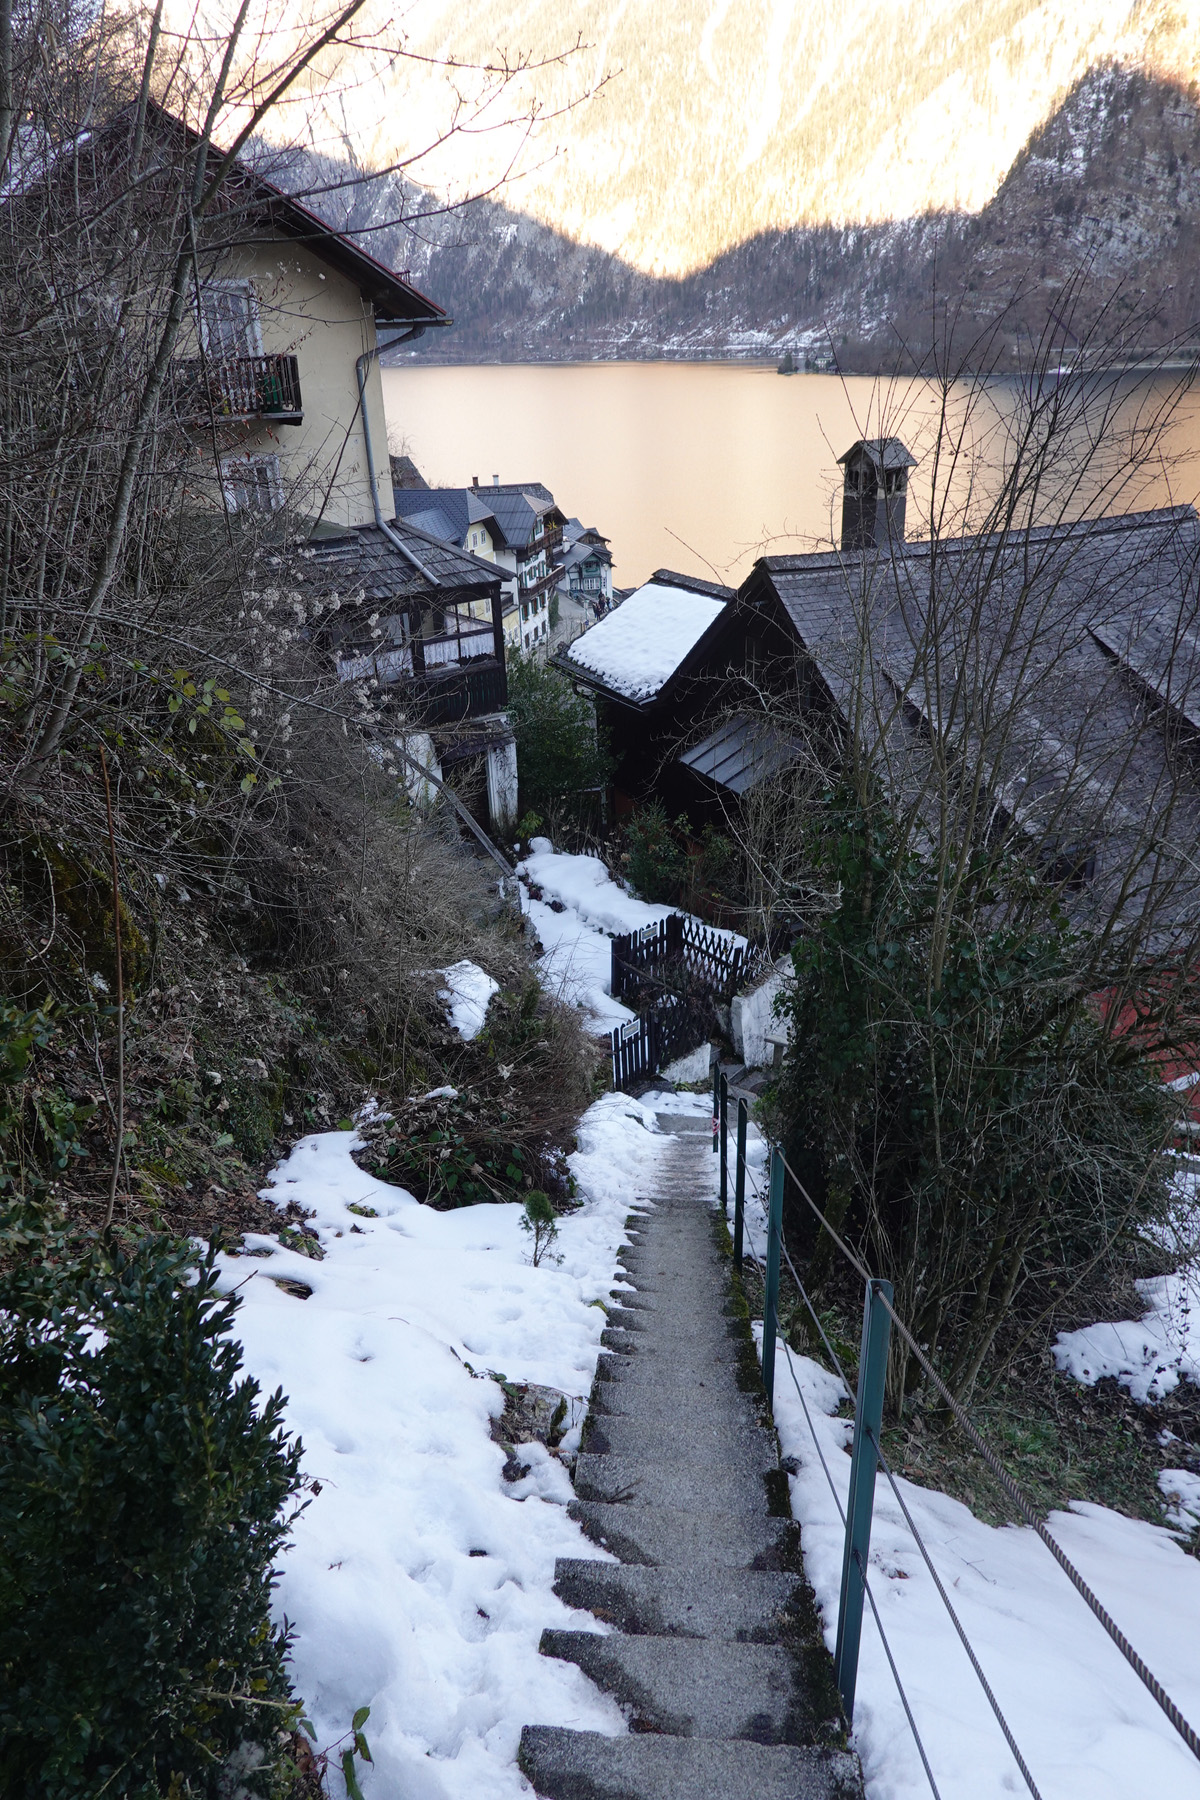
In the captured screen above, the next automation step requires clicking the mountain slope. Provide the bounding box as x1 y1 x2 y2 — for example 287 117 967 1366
307 60 1200 368
277 0 1200 281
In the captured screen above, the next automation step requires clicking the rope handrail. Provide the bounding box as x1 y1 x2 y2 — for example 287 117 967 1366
773 1144 1200 1768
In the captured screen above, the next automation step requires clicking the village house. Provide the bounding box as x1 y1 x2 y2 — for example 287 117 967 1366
558 519 614 606
392 471 613 654
557 572 738 820
393 475 566 652
162 106 519 835
561 440 1200 930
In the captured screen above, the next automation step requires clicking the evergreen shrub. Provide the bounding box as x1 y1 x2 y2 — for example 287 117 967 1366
0 1213 307 1798
506 653 608 822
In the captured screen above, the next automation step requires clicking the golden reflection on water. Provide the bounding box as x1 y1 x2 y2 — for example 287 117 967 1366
383 362 1200 591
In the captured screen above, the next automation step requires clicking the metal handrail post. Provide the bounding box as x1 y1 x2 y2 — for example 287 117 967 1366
834 1276 894 1724
711 1058 720 1153
761 1147 784 1405
733 1097 747 1272
719 1071 729 1214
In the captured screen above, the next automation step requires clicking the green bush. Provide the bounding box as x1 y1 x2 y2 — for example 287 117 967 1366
0 1213 307 1797
622 805 739 918
773 785 1174 1406
0 1002 93 1202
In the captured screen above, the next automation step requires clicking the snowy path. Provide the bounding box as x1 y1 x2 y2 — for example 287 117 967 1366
520 1121 861 1799
517 839 744 1036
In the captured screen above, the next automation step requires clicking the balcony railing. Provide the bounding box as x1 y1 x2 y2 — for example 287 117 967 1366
413 659 508 725
173 352 303 425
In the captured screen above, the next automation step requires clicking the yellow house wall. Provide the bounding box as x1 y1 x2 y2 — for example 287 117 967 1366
189 235 390 529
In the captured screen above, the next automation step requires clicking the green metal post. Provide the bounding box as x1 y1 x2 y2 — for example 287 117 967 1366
733 1097 747 1272
834 1277 894 1724
719 1071 728 1215
760 1147 784 1406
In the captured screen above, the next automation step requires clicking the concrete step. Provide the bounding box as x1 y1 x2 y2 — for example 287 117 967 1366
553 1560 805 1643
574 1452 771 1512
587 1378 766 1432
539 1630 840 1746
600 1320 742 1356
582 1412 777 1469
594 1350 743 1387
569 1499 796 1571
518 1728 864 1800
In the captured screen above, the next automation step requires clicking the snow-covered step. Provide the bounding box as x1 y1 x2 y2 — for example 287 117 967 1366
518 1729 862 1800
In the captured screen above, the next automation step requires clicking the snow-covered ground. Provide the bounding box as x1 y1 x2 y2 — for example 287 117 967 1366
517 838 743 1036
733 1154 1200 1800
215 1094 677 1797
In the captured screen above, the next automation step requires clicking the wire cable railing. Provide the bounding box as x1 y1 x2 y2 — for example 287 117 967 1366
775 1142 1200 1770
711 1073 1200 1793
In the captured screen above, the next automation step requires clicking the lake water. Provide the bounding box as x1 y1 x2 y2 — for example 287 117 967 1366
381 362 1200 591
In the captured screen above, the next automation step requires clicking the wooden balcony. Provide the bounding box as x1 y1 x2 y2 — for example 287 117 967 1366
172 352 303 425
412 658 508 725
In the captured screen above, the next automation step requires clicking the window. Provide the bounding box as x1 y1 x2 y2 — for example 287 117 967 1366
222 454 282 514
199 281 261 359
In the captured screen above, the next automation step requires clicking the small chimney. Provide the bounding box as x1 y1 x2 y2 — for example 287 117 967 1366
493 473 500 487
472 474 479 488
837 439 915 552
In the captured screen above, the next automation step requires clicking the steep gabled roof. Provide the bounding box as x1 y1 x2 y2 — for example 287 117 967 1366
746 504 1200 923
44 101 452 330
392 487 513 551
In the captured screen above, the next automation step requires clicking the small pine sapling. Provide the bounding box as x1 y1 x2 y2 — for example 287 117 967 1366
521 1189 561 1266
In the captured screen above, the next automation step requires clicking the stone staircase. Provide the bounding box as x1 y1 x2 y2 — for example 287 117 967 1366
519 1122 863 1800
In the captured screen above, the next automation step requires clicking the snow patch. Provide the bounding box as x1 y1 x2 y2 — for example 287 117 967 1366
765 1330 1200 1799
437 961 499 1040
660 1042 713 1085
1158 1469 1200 1534
1053 1268 1200 1403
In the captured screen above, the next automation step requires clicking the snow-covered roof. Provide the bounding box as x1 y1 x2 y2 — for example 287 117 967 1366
563 580 727 702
